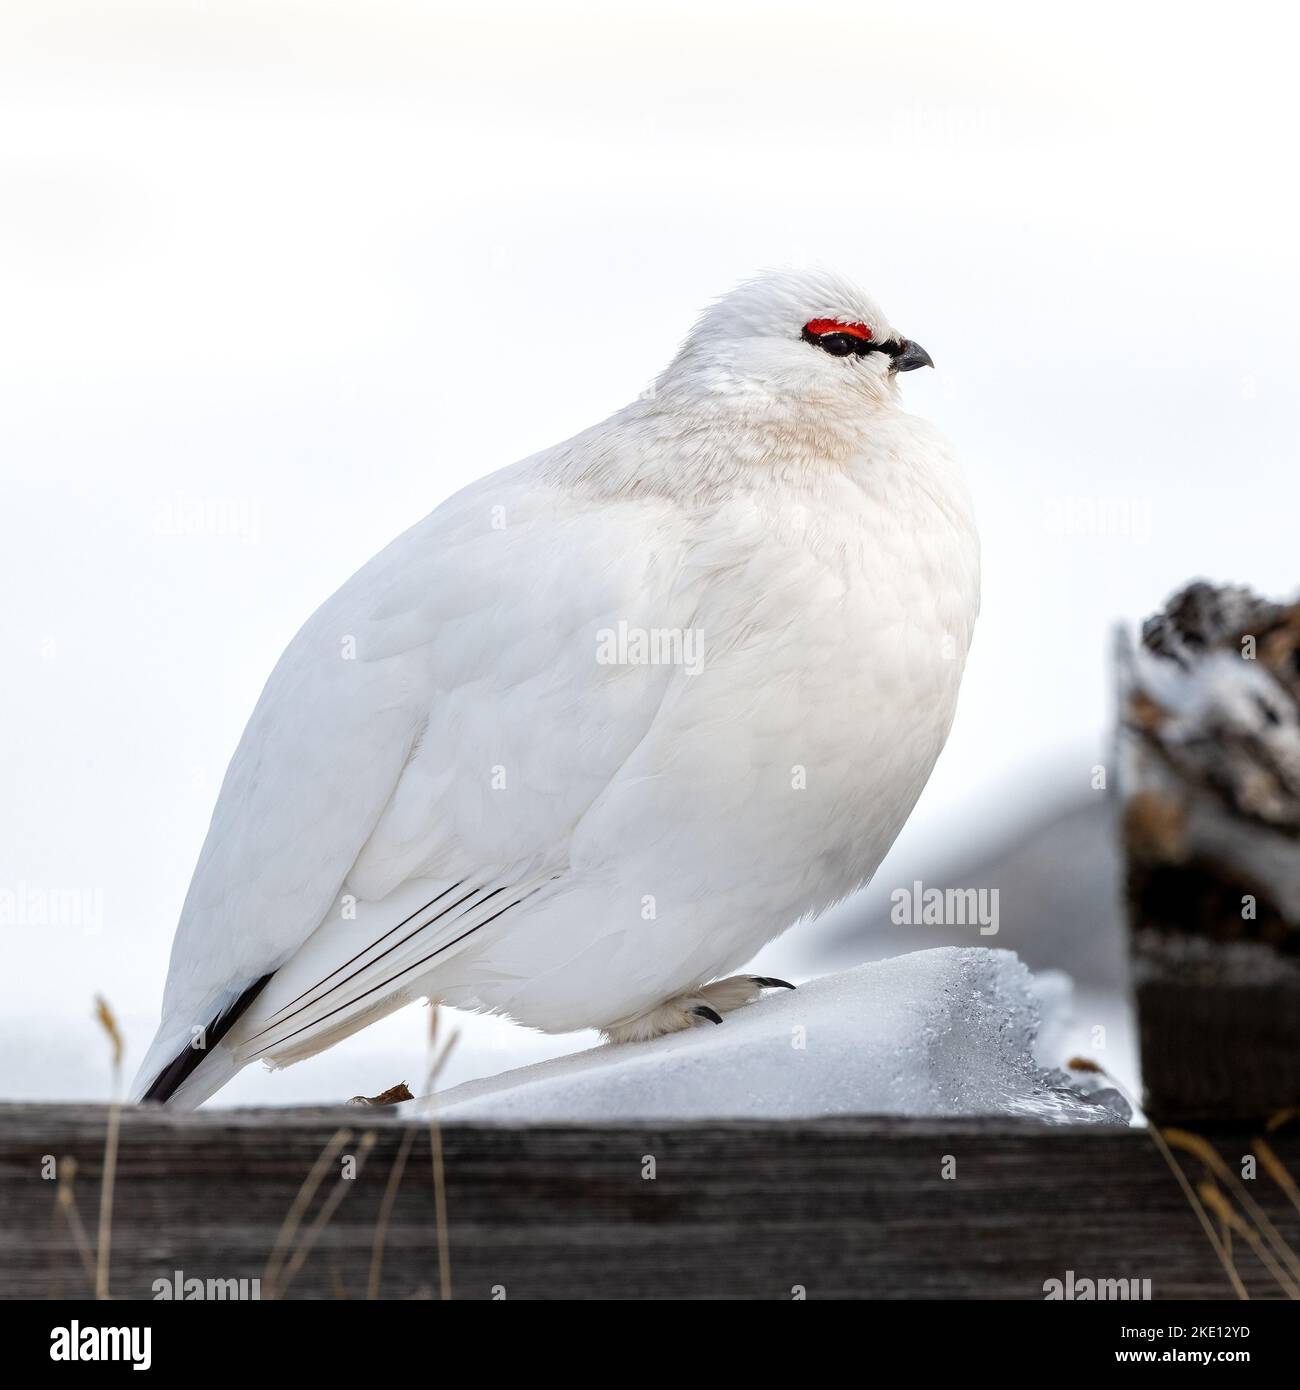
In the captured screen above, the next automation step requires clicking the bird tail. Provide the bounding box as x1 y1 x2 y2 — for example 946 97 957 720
131 974 272 1108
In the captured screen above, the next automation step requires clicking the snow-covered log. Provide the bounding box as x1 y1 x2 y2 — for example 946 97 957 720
1118 581 1300 1121
423 950 1126 1125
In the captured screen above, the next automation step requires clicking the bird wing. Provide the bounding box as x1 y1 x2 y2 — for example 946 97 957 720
134 455 698 1095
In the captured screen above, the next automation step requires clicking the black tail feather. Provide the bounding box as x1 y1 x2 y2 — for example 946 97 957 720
140 973 273 1104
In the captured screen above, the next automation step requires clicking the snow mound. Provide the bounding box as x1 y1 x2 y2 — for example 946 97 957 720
420 948 1129 1125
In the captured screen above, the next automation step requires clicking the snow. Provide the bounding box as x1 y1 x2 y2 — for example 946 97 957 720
416 948 1130 1125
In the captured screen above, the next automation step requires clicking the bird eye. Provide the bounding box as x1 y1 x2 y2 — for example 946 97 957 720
801 318 874 358
815 333 857 357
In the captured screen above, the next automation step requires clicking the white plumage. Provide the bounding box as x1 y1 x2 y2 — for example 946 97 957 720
133 268 980 1107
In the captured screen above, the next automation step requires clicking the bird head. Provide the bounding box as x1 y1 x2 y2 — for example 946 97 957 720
658 268 932 419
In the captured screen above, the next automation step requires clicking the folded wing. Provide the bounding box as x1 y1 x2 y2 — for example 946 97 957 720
133 459 696 1102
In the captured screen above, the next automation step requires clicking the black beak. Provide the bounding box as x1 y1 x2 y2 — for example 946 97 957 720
891 339 934 372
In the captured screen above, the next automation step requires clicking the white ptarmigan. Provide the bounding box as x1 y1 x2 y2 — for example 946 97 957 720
133 268 980 1107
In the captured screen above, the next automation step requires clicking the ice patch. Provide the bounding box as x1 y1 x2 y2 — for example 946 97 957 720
415 948 1129 1125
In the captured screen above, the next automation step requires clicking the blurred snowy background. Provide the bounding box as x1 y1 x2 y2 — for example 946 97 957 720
2 1 1297 1106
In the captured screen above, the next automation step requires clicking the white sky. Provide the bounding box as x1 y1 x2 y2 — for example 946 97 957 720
2 1 1297 1103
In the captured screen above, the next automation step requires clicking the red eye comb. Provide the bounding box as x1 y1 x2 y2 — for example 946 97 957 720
804 318 872 340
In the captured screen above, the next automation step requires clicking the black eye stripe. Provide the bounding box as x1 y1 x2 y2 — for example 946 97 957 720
814 332 861 357
800 326 903 361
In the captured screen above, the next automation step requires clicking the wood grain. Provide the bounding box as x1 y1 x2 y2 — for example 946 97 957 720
3 1104 1298 1300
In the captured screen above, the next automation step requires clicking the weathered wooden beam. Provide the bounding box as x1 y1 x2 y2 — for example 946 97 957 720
1119 581 1300 1122
2 1104 1298 1300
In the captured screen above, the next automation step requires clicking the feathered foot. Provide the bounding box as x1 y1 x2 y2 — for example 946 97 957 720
601 975 795 1045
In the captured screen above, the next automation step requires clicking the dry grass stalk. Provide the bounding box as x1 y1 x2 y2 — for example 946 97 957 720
263 1126 352 1299
274 1131 378 1297
54 1155 96 1290
367 1121 420 1300
426 1005 457 1302
367 1013 459 1301
1164 1127 1300 1291
1196 1181 1300 1299
92 995 124 1300
1067 1058 1248 1299
1255 1138 1300 1222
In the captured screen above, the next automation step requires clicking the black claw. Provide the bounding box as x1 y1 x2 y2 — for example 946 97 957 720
752 976 796 990
692 1005 724 1025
